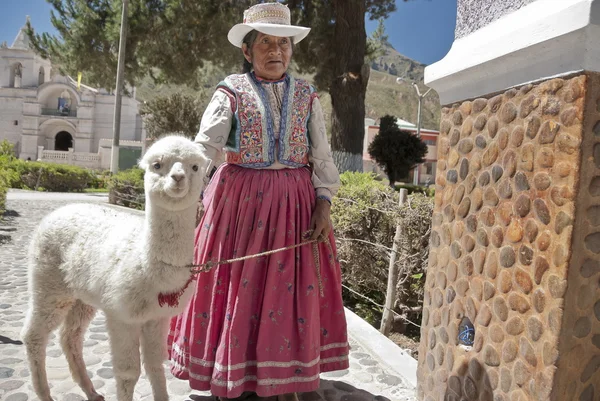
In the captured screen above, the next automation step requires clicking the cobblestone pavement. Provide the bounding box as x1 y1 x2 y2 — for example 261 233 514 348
0 190 417 401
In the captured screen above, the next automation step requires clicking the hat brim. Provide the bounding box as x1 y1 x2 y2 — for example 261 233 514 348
227 23 310 48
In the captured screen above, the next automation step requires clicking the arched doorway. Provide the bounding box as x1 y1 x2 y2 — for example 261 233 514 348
55 131 73 151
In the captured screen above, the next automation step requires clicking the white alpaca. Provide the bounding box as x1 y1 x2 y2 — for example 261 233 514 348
21 135 207 401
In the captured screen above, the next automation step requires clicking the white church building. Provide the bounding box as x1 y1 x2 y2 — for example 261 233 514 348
0 17 145 170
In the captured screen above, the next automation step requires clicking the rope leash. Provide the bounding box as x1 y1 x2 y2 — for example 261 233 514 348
187 230 332 297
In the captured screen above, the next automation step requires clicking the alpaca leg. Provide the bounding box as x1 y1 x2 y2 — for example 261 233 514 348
21 298 74 401
106 318 141 401
141 318 169 401
60 300 104 401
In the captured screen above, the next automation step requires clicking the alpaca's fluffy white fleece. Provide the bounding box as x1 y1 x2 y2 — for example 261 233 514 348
22 135 207 401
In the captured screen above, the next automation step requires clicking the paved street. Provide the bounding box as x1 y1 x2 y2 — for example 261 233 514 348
0 190 417 401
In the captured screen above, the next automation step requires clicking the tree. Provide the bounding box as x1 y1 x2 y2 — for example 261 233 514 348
368 115 427 187
289 0 396 172
140 93 202 140
28 0 401 172
26 0 167 90
367 18 389 62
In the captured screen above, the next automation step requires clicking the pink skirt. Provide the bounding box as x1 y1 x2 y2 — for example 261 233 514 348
168 164 349 398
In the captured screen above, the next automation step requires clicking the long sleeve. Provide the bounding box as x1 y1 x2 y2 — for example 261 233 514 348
308 95 341 200
195 89 233 179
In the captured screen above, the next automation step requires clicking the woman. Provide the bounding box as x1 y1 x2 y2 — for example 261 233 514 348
168 3 350 400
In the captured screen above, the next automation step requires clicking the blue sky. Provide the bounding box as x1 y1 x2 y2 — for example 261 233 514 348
0 0 456 66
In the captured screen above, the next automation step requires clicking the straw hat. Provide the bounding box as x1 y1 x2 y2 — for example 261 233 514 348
227 3 310 48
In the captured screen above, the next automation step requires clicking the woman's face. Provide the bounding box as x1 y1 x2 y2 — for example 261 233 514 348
243 33 292 80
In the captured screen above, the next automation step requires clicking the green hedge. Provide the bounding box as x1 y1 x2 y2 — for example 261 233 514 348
332 172 433 335
8 160 95 192
0 142 17 219
88 170 112 190
107 168 145 210
0 140 113 218
0 168 8 220
0 139 97 194
394 183 435 197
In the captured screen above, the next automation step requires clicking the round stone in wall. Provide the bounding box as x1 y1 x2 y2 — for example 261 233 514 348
499 247 516 268
492 165 504 182
514 172 530 191
483 345 500 367
475 135 487 149
538 121 560 144
557 132 580 154
526 116 541 139
446 169 458 184
525 317 544 343
537 231 552 251
508 293 530 313
500 102 517 123
479 171 491 187
510 126 525 149
458 139 474 155
520 95 539 118
533 199 551 225
453 111 463 126
514 195 531 218
494 297 509 321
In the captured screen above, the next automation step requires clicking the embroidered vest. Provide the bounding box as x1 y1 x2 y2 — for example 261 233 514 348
218 73 313 168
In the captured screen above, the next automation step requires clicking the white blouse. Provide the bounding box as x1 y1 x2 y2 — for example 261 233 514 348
195 82 341 200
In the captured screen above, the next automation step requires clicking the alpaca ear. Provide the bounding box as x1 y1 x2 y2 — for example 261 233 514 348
199 156 212 180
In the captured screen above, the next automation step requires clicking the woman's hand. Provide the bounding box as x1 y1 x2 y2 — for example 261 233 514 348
310 198 331 240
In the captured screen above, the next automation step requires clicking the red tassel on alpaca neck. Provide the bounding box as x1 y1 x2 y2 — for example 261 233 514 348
158 278 193 307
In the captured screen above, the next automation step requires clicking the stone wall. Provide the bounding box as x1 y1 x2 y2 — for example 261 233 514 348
417 73 600 401
550 72 600 401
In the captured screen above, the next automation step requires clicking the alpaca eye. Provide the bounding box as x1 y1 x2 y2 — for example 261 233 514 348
152 162 161 170
192 165 199 172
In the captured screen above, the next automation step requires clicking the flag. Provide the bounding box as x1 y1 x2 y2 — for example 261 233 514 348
77 72 82 89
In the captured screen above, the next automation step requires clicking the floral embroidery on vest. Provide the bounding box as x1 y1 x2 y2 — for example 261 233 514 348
219 73 311 168
281 77 311 166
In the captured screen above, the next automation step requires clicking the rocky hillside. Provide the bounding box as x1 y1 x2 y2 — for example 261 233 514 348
366 44 440 130
371 43 426 82
136 44 441 132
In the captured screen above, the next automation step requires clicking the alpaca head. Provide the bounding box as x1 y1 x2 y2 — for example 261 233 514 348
139 135 207 211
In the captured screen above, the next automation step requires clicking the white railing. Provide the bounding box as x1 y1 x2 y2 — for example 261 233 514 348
41 150 69 160
99 138 144 148
38 147 102 169
73 153 100 162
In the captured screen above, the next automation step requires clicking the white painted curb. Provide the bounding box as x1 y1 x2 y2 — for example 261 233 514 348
344 308 418 388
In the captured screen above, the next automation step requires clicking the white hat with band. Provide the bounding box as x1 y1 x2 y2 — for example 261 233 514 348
228 3 311 48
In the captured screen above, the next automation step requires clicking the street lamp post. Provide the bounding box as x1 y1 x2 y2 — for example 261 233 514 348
396 77 432 186
110 0 129 174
